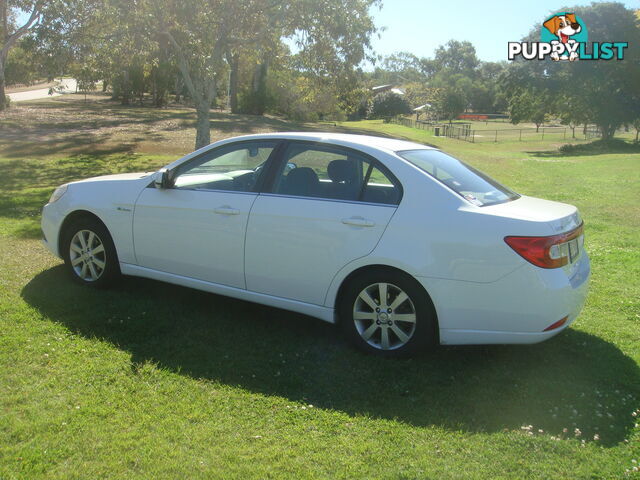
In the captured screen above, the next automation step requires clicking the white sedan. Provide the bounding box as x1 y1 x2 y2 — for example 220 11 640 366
41 133 590 356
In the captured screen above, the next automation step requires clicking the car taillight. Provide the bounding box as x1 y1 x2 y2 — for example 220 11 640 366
504 223 584 269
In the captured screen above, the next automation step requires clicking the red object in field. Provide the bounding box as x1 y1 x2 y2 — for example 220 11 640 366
504 223 584 269
458 114 488 120
543 316 568 332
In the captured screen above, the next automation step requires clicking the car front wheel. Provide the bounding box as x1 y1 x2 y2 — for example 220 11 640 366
62 217 120 288
339 270 437 356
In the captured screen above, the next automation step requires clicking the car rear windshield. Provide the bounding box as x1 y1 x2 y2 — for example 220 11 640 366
397 149 520 207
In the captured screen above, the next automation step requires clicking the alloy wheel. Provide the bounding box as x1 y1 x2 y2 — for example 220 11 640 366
352 282 417 350
69 229 107 282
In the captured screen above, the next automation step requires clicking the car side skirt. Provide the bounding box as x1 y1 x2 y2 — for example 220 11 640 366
120 263 336 324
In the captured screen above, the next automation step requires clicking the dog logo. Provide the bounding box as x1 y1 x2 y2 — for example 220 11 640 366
542 13 586 61
508 12 628 62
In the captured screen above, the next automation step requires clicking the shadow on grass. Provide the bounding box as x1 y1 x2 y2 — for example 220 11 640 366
528 138 640 158
22 266 639 445
0 132 135 159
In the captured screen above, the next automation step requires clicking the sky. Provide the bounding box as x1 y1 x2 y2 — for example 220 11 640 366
369 0 639 62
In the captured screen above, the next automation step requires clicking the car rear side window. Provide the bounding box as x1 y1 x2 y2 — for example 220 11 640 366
397 149 519 206
272 143 401 205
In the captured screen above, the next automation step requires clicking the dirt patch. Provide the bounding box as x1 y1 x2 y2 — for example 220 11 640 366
0 94 319 159
0 93 394 160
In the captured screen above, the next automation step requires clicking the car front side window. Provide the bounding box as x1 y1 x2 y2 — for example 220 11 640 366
171 141 277 193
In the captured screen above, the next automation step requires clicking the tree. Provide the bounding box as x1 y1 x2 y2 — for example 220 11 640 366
403 82 439 109
144 0 381 150
434 40 479 78
380 52 430 82
1 0 109 109
1 1 43 109
507 3 640 140
71 62 99 101
369 91 410 119
632 117 640 143
558 95 591 139
434 86 467 123
508 89 549 132
4 36 40 85
369 43 507 118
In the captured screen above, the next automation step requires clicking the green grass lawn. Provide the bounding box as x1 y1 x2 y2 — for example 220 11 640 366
1 97 639 479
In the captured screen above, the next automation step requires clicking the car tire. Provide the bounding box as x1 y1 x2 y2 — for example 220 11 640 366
61 216 120 288
338 270 437 357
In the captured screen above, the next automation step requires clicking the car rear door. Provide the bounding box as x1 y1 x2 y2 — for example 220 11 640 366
244 141 402 306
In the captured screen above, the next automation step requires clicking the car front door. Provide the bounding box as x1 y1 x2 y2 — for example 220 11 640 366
244 141 402 305
133 140 279 289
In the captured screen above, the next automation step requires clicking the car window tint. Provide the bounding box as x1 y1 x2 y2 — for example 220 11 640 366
397 149 519 207
273 143 400 205
361 165 400 205
172 142 276 192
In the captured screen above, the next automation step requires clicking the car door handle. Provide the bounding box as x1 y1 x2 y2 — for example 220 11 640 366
214 206 240 215
342 216 375 227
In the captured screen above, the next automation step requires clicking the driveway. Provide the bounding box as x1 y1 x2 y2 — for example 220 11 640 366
7 78 78 102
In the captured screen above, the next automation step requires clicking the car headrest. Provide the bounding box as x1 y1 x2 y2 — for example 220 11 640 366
327 159 358 184
281 167 319 196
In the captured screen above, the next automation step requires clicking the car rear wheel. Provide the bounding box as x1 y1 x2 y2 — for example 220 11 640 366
339 270 437 356
62 217 120 288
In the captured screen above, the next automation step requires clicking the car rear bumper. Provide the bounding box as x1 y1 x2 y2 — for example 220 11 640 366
417 252 590 345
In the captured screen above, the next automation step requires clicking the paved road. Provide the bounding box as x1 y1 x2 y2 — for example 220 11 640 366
7 78 77 102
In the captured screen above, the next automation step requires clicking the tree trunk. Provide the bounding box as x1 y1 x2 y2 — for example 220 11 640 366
151 72 157 106
0 59 6 110
600 124 616 140
195 102 211 149
121 70 130 105
152 63 170 108
161 30 224 151
0 0 6 110
250 61 268 115
228 53 238 113
154 37 170 108
174 75 182 103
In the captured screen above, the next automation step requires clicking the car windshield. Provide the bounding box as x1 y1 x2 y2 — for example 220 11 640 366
397 149 520 207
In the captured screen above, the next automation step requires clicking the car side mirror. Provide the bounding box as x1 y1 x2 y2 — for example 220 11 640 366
153 169 170 189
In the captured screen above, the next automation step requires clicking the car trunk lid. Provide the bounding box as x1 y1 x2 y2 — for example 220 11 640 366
482 195 581 233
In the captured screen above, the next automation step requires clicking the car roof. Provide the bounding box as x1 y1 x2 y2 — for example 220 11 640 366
221 132 435 154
